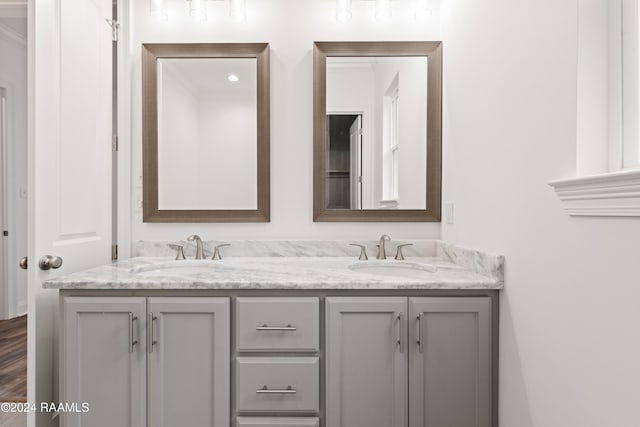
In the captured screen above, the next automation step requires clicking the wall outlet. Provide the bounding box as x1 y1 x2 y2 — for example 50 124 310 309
444 202 454 224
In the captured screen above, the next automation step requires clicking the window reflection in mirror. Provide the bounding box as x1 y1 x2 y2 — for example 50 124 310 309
325 56 428 210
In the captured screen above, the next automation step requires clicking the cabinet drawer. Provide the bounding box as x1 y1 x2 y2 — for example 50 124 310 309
236 298 319 352
236 357 319 413
236 417 319 427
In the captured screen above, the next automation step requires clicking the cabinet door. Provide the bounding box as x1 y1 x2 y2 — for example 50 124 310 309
409 297 492 427
326 297 407 427
62 297 146 427
148 297 230 427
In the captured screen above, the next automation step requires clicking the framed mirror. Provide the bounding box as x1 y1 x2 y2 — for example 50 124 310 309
142 43 270 222
313 42 442 222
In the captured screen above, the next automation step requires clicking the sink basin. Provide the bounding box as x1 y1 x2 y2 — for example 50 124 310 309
133 260 222 277
348 261 437 279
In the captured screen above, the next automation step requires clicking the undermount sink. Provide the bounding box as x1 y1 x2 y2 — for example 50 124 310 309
348 261 437 279
133 260 222 277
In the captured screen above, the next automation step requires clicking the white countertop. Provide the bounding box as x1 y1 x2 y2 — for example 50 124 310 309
43 254 504 290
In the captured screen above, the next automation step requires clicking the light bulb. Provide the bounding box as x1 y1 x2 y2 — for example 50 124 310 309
150 0 168 21
227 74 239 82
187 0 207 21
414 0 432 20
336 0 352 22
230 0 246 21
375 0 391 21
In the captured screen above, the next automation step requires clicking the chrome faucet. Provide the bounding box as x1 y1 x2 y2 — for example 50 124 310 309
187 235 204 260
376 234 391 260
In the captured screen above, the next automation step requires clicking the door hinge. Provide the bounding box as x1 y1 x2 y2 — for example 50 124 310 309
2 230 7 236
357 128 363 137
112 135 118 152
112 244 118 261
105 18 119 42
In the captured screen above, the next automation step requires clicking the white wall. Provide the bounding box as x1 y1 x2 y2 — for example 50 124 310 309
441 1 640 426
125 0 442 252
197 90 257 209
0 18 27 317
158 62 200 208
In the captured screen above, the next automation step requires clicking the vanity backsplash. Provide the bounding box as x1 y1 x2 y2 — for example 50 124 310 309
134 240 504 285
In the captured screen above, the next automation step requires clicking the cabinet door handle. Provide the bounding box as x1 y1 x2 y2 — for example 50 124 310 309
397 312 405 354
417 313 424 353
129 313 138 353
255 324 297 331
255 385 297 394
148 312 158 353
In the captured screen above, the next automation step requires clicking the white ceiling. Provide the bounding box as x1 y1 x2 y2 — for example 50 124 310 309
159 58 257 94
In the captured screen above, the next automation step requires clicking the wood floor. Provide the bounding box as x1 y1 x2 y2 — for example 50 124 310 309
0 315 27 402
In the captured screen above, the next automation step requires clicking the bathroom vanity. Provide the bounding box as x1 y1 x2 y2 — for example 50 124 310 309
45 241 503 427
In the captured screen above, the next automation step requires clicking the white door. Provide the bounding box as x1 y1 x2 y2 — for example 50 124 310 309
0 89 7 319
28 0 113 425
349 115 362 209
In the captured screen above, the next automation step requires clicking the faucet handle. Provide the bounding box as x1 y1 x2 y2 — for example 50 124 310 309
349 243 368 261
169 244 186 260
394 243 413 261
212 244 230 260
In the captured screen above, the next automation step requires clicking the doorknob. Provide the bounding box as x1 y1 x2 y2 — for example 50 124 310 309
38 255 63 271
19 257 28 270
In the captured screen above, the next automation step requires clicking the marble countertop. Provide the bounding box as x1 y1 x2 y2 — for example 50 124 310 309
43 246 504 290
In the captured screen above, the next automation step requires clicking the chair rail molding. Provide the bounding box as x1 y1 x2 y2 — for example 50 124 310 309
548 169 640 217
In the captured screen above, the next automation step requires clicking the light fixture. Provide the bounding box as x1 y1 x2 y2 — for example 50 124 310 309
151 0 251 22
227 74 239 82
187 0 207 21
150 0 168 21
229 0 246 21
336 0 352 22
335 0 437 22
374 0 392 21
414 0 432 19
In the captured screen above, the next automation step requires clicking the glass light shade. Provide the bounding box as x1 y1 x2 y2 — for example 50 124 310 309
336 0 352 22
150 0 168 21
375 0 392 21
188 0 207 21
414 0 432 19
230 0 246 21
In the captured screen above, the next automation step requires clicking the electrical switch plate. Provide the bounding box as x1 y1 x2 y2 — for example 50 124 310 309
445 202 454 224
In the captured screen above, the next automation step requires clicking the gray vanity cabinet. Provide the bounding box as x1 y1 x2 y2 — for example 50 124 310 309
62 297 147 427
325 297 408 427
148 298 230 427
61 296 230 427
326 297 493 427
409 297 492 427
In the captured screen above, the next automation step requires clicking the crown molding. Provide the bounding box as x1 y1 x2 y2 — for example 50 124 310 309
548 169 640 217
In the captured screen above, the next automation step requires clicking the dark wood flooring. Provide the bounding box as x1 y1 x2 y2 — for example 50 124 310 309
0 315 27 402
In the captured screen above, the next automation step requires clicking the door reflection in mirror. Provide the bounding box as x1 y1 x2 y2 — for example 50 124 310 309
326 56 427 210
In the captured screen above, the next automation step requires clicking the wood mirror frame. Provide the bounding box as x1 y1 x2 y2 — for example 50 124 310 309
142 43 270 222
313 41 442 222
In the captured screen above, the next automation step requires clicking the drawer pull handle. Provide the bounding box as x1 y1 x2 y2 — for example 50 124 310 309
256 324 297 331
256 385 297 394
